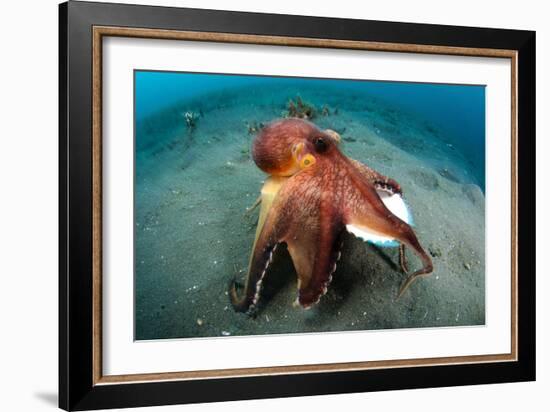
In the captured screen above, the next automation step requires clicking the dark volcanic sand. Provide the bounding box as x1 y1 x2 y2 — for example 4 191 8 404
134 84 485 340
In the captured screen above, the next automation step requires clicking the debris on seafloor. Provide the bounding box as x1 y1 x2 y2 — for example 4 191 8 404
283 95 317 120
183 111 201 129
429 246 442 258
245 120 265 135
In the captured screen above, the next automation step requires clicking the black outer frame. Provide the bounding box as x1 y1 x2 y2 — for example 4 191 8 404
59 1 536 410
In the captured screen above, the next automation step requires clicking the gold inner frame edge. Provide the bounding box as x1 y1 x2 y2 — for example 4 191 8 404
91 26 518 386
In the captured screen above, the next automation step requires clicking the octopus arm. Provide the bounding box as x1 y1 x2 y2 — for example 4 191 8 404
342 174 433 296
229 191 288 313
349 158 403 195
231 167 347 311
286 219 344 309
230 171 318 312
278 169 345 308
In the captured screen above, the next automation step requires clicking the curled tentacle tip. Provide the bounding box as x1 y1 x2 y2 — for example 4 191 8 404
228 277 242 292
245 305 258 318
396 280 413 300
228 278 250 313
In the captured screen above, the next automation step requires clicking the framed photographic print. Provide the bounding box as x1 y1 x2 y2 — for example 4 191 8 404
59 1 536 410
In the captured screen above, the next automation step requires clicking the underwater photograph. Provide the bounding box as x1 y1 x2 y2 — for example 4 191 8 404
134 70 486 340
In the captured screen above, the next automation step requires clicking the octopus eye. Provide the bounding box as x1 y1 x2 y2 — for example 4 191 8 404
314 137 328 152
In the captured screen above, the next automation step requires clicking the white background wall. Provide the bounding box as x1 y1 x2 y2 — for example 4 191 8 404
0 0 546 411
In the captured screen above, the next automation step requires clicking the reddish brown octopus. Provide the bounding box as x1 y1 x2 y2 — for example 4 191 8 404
230 118 433 313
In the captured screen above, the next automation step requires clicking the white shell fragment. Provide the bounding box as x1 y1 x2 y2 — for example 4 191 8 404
346 190 413 247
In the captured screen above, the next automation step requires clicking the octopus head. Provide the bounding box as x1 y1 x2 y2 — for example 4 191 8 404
252 118 341 176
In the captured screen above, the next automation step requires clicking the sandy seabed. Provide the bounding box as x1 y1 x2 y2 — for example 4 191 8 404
134 83 485 340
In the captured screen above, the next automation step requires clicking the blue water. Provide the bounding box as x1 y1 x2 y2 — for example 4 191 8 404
135 71 485 189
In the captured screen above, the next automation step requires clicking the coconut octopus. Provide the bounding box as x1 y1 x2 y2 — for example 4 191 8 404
230 118 433 313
